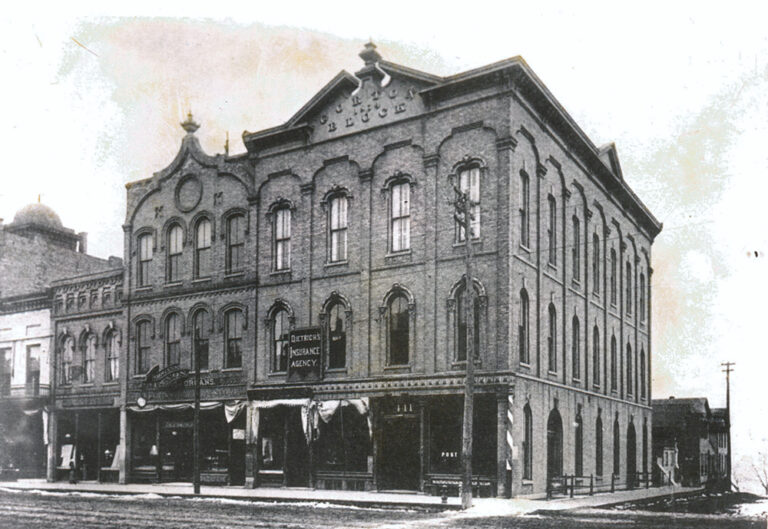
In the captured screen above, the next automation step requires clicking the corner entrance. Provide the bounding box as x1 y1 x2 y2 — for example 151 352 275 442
379 415 420 491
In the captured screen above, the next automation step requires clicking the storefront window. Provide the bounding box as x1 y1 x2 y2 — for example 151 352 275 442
317 405 370 472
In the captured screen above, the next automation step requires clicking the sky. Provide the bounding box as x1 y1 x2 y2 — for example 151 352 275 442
1 1 767 491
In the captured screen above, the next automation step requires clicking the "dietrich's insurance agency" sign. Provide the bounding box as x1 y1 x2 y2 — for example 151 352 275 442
287 327 322 382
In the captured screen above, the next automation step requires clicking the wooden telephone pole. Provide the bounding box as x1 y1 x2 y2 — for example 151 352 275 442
452 182 476 510
721 361 734 490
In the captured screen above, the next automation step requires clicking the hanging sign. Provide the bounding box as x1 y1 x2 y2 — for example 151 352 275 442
287 327 323 382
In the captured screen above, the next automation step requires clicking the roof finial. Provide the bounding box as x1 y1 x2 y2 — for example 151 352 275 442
359 40 382 66
224 131 229 156
37 194 41 203
181 111 200 134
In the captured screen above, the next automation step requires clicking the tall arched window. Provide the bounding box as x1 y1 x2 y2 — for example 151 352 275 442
613 416 621 476
456 282 480 362
626 262 633 315
575 411 583 476
456 166 480 242
595 415 603 477
640 348 646 400
548 303 557 372
520 171 530 247
610 249 617 305
329 196 348 262
572 217 580 281
274 208 291 271
138 233 153 287
548 197 557 265
387 293 410 365
592 326 600 386
572 316 580 380
136 321 151 374
327 301 347 369
225 310 243 369
195 218 212 278
105 330 119 382
592 234 600 294
165 313 181 366
519 289 530 364
272 308 290 372
193 310 209 371
227 214 245 273
167 224 183 282
390 182 410 252
610 335 617 392
61 336 74 384
83 334 96 383
626 343 633 396
523 404 533 480
639 273 646 322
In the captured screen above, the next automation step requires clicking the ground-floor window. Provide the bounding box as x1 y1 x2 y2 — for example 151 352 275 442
316 404 370 472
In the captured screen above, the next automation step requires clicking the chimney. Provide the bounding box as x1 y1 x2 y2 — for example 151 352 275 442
77 232 88 254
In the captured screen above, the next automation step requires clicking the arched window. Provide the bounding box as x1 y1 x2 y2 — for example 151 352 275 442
167 224 183 282
596 415 604 477
327 301 347 369
456 166 480 242
610 249 617 305
195 218 212 278
83 334 96 383
61 336 74 384
592 326 600 386
520 171 530 247
626 343 633 396
271 308 290 372
456 282 480 362
227 214 245 273
548 197 557 266
273 208 291 271
387 293 410 365
592 234 600 294
575 411 583 476
105 330 119 382
390 182 410 252
329 196 348 262
572 217 580 281
639 273 646 322
547 303 557 372
165 313 181 366
523 404 533 480
519 289 530 364
626 262 633 315
225 310 243 369
610 335 617 392
640 348 646 400
572 316 580 380
136 321 151 374
613 416 621 475
193 310 210 371
138 233 153 287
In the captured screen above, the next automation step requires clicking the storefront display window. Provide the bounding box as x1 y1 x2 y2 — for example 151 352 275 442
317 404 370 472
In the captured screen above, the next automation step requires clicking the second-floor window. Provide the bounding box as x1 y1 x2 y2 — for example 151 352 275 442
227 214 245 273
225 310 243 369
456 166 480 242
610 249 617 305
193 310 209 371
572 217 580 281
329 196 348 262
195 219 212 278
456 283 480 362
520 171 530 247
626 262 633 315
610 335 617 391
136 321 151 374
639 273 646 322
572 316 580 380
83 335 96 383
167 224 183 282
390 182 410 252
165 314 181 366
626 343 633 395
519 289 530 364
387 293 410 365
274 208 291 271
593 234 600 293
548 197 557 265
62 336 74 384
327 302 347 369
547 303 557 372
138 234 153 286
272 309 290 372
592 326 600 386
105 330 119 382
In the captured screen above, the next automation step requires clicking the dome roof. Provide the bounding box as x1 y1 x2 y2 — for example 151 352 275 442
12 203 64 230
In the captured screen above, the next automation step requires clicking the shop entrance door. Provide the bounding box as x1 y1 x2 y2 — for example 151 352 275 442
161 424 193 482
284 407 309 487
379 416 420 491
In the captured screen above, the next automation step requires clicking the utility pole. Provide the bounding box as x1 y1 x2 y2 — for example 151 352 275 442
193 334 201 494
721 361 734 491
452 181 476 510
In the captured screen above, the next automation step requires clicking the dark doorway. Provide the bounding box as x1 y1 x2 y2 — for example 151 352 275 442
380 416 420 491
284 407 310 487
161 422 193 482
546 409 563 482
627 422 637 488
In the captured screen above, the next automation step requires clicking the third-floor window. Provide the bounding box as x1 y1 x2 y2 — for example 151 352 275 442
329 196 348 262
274 208 291 271
167 224 183 282
227 214 245 273
195 219 211 278
456 166 480 242
138 234 153 287
390 182 410 252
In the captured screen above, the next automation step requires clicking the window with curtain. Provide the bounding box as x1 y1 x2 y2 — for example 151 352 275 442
138 234 153 286
548 303 557 372
193 310 209 371
274 208 291 270
105 331 119 382
387 294 410 365
390 182 410 252
572 217 580 281
520 171 530 247
329 196 348 262
519 289 529 364
165 314 181 366
195 218 212 278
83 335 96 383
227 214 245 273
572 316 580 380
456 166 480 242
167 224 183 282
272 309 289 372
225 310 243 368
136 322 151 374
327 302 346 369
456 282 480 362
548 197 557 265
62 336 74 384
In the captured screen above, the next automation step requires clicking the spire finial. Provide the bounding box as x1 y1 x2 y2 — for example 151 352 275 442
37 194 41 203
181 111 200 134
359 41 382 66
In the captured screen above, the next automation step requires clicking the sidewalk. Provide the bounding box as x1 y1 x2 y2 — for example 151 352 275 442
0 479 702 514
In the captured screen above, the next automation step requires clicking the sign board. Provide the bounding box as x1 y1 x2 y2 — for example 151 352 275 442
151 365 189 389
287 327 323 382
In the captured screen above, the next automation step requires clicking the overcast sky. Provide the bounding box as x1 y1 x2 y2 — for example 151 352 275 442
1 2 766 490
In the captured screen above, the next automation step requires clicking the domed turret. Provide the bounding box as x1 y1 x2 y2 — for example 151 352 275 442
11 202 64 231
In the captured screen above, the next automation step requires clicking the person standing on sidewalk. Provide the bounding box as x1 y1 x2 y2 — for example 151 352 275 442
68 461 77 484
